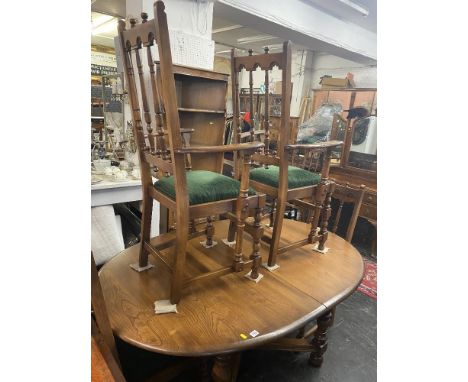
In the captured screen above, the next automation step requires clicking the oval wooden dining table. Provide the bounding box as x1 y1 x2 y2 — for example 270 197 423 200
99 218 364 381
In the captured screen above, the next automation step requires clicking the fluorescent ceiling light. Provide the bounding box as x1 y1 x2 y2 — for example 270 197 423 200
237 35 276 44
337 0 369 17
212 24 243 34
92 18 118 36
92 14 113 29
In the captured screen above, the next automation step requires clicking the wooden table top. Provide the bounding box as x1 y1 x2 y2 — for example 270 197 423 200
99 219 363 357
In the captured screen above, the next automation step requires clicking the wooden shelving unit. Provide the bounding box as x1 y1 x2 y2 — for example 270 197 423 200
171 63 228 174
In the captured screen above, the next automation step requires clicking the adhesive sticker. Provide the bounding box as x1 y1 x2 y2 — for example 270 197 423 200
250 330 259 338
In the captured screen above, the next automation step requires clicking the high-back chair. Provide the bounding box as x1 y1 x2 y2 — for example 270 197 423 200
230 42 343 269
292 182 366 243
118 1 265 308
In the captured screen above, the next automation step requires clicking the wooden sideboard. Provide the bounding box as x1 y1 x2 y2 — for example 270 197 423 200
329 165 376 224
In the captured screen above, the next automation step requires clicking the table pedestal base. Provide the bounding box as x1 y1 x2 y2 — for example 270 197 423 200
212 353 241 382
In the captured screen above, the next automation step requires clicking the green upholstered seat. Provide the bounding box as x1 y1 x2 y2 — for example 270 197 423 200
154 170 256 206
250 165 321 189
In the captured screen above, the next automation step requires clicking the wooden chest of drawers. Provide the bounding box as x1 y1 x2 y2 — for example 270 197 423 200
329 166 377 223
359 190 377 222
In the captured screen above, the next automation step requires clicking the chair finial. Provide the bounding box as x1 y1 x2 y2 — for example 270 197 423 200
141 12 148 23
130 18 137 28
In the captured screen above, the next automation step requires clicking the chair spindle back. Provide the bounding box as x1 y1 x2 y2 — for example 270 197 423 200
231 41 292 161
118 2 186 185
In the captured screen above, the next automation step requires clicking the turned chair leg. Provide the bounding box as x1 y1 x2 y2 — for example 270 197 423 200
233 202 247 272
189 218 196 234
138 192 154 267
269 198 276 227
249 207 263 279
233 154 251 272
268 194 286 267
318 183 334 251
170 219 189 305
227 220 236 243
309 309 334 367
205 216 215 247
309 183 326 244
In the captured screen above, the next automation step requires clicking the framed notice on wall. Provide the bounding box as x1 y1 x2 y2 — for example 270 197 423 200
91 45 117 76
91 64 118 76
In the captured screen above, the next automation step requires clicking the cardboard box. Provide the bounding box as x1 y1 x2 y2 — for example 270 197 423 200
320 74 355 89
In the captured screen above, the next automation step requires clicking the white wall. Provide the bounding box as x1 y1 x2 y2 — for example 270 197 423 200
125 0 215 70
311 53 377 89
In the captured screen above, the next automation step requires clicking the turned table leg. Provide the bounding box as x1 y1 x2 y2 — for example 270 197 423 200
212 353 241 382
309 309 334 367
199 357 211 382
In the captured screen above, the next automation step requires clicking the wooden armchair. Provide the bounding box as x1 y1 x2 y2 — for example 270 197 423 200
118 1 265 308
230 41 343 269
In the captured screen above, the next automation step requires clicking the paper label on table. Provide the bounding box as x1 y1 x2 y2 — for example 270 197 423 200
250 330 259 338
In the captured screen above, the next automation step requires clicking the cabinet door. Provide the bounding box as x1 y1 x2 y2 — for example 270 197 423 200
328 91 353 119
353 91 376 115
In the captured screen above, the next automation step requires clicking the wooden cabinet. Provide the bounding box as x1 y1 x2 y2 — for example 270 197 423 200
171 64 228 174
159 65 228 233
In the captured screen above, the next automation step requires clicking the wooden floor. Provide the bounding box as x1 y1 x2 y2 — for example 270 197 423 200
99 218 363 357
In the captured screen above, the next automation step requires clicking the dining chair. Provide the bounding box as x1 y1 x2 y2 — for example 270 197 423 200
292 182 366 243
229 41 343 270
117 1 266 309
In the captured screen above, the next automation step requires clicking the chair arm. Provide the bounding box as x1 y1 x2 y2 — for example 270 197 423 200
175 142 264 154
285 140 343 151
240 130 265 139
163 128 195 135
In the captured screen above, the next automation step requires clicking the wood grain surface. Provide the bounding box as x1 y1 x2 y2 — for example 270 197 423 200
99 219 363 357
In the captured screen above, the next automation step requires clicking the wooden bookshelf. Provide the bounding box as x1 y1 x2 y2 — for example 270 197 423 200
170 63 228 174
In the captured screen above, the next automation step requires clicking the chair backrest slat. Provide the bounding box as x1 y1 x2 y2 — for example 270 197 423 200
118 1 187 195
231 41 292 165
330 183 366 242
